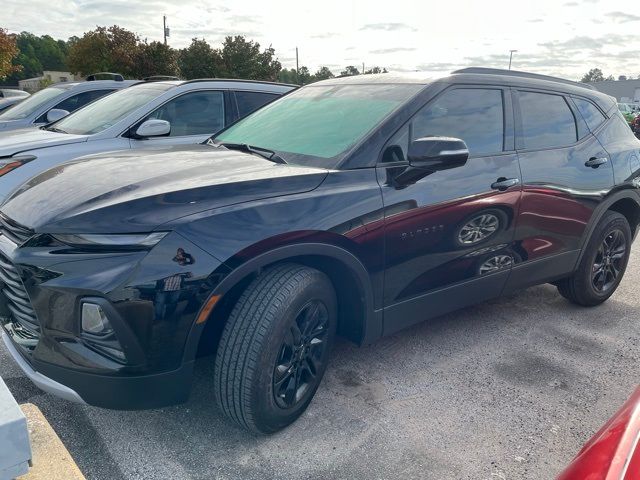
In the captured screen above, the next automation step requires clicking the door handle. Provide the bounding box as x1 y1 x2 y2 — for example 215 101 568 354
585 157 608 168
491 177 520 191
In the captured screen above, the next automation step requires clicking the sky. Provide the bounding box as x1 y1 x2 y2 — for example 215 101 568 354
3 0 640 80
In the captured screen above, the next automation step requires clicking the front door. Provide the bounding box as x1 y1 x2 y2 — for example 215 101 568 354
130 90 227 148
377 86 522 335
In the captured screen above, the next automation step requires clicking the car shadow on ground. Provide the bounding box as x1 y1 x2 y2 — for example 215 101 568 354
17 281 640 480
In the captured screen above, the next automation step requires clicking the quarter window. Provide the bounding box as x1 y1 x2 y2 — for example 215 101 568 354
518 91 577 149
144 90 225 136
573 97 606 132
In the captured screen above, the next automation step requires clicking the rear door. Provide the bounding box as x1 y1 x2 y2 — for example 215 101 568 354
507 89 615 291
377 85 523 335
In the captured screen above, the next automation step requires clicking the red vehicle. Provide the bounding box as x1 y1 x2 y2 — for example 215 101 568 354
632 116 640 139
557 387 640 479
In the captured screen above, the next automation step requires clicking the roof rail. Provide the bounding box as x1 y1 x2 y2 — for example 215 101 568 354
183 78 298 88
452 67 595 90
86 72 124 82
143 75 181 82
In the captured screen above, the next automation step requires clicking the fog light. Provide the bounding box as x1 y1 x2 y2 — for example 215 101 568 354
81 303 113 335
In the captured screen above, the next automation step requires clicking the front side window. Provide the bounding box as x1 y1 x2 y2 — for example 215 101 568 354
573 97 606 132
518 91 577 149
36 89 116 123
216 84 422 165
0 87 65 120
383 88 504 160
53 84 172 135
235 91 279 117
144 90 225 136
412 88 504 156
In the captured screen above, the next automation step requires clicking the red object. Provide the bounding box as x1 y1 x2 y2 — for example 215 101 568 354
557 387 640 480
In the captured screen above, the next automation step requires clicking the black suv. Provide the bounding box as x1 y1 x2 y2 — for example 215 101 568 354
1 68 639 433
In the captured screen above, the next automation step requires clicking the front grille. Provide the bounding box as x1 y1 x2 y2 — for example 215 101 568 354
0 251 39 346
0 213 33 245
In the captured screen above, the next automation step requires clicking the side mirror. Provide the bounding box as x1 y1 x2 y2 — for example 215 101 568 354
408 136 469 171
135 119 171 138
46 108 70 123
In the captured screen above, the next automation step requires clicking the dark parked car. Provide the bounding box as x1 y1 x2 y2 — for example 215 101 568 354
1 68 640 433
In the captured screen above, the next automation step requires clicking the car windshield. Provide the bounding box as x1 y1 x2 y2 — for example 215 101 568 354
53 83 173 135
215 83 422 165
0 87 65 120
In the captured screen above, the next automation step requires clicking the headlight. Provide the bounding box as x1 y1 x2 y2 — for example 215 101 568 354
0 155 36 177
52 232 168 249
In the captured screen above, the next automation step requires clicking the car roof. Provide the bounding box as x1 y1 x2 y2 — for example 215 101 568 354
314 67 615 111
49 79 140 91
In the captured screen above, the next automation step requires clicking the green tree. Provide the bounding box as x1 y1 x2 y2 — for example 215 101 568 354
313 66 334 81
278 67 298 84
67 25 141 77
365 66 387 74
298 66 312 85
136 41 179 78
340 65 360 76
581 68 605 83
219 36 281 81
0 29 20 80
178 38 222 79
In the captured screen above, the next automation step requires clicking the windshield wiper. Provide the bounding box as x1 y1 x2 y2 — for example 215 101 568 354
218 142 287 164
45 126 68 134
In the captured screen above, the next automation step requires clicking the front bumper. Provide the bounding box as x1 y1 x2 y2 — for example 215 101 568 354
0 230 226 409
2 330 85 404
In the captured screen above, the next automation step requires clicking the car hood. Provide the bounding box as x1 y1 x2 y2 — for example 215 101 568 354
0 127 87 156
2 144 329 233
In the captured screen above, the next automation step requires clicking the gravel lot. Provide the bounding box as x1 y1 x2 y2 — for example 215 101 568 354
2 243 640 480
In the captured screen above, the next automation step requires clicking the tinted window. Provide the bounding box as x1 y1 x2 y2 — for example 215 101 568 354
235 91 279 117
145 90 225 136
410 88 504 156
519 91 577 149
574 97 606 132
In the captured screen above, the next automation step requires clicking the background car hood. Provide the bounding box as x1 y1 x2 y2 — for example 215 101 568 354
0 128 88 156
2 144 329 233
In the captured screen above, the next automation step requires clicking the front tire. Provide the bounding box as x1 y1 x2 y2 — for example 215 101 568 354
214 263 337 434
557 211 631 306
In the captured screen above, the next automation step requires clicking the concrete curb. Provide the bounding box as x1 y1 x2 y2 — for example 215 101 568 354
18 404 85 480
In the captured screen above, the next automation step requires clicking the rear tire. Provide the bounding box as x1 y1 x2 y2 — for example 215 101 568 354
557 211 631 306
213 263 337 434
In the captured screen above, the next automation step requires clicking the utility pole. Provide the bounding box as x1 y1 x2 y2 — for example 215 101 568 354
163 15 168 45
295 47 299 84
508 49 517 70
362 62 365 74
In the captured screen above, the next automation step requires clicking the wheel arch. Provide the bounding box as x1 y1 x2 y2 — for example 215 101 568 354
182 243 381 365
575 188 640 267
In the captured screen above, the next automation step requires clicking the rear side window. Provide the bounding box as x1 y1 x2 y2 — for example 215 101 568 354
411 88 504 156
235 91 279 118
518 91 577 149
573 97 606 132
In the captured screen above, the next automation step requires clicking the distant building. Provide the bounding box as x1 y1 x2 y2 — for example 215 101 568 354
18 71 79 93
589 78 640 103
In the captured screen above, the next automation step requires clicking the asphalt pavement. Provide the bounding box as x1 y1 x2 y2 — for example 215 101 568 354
2 243 640 479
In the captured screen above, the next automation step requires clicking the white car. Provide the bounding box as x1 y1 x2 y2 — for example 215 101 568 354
0 97 27 113
0 79 295 203
0 73 138 131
